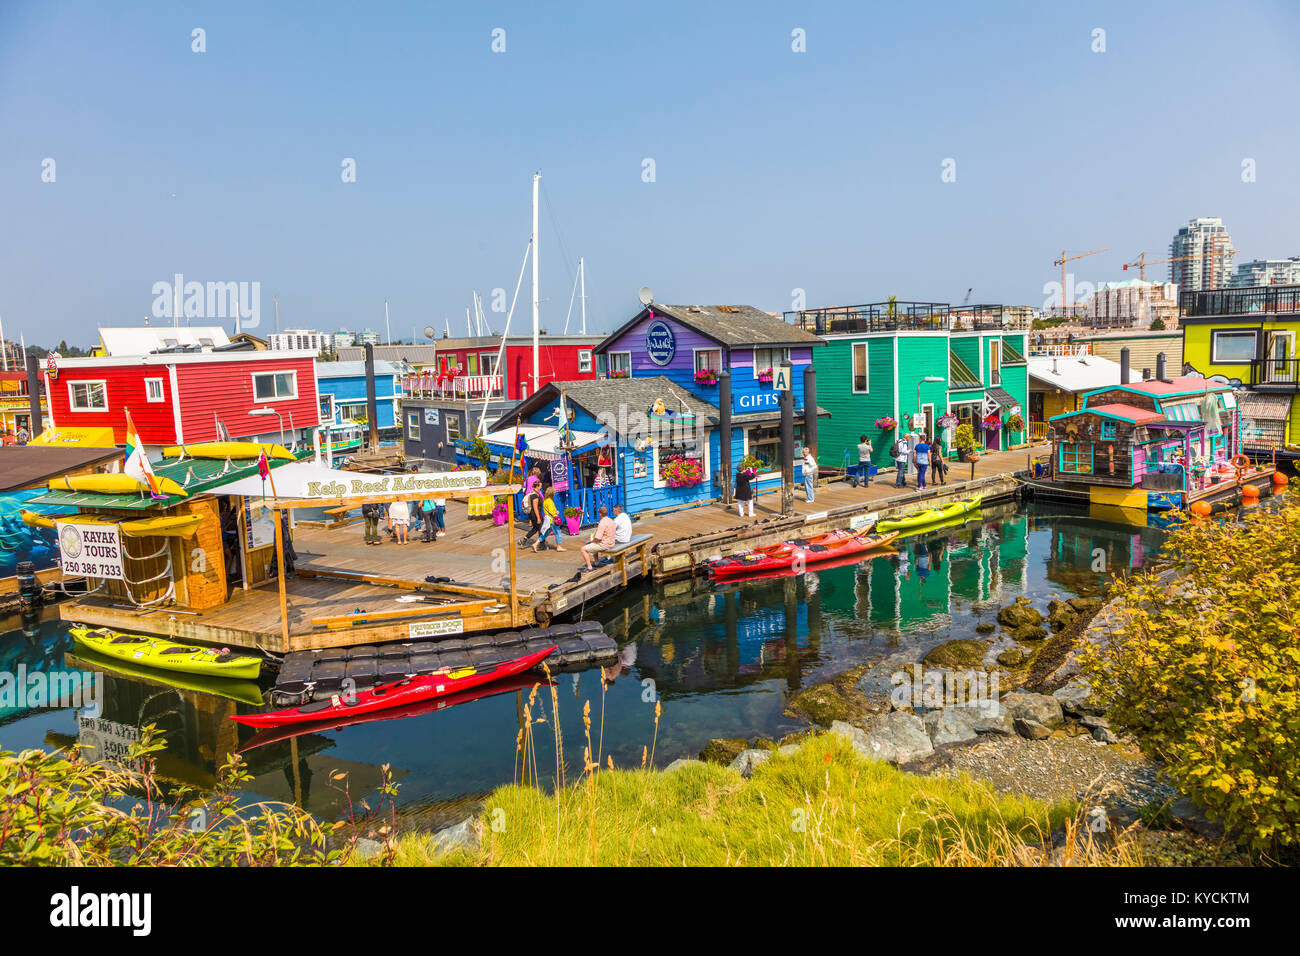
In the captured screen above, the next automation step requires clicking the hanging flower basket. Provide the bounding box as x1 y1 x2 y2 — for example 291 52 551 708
757 367 774 383
874 416 897 430
1006 413 1024 431
982 414 1003 431
661 455 704 487
693 368 718 385
937 412 959 429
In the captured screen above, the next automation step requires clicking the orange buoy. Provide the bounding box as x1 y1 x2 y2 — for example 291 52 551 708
1242 483 1260 499
1190 500 1212 517
1273 472 1289 487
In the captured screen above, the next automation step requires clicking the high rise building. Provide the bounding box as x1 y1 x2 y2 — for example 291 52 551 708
1229 257 1300 288
356 329 382 346
269 329 332 352
333 329 356 347
1087 279 1180 329
1169 217 1234 292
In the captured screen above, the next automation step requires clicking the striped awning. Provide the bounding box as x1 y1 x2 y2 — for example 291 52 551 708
1237 391 1291 422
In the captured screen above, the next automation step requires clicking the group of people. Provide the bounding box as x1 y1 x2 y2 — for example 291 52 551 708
731 448 822 519
2 425 30 445
890 431 947 490
360 468 447 546
517 465 635 570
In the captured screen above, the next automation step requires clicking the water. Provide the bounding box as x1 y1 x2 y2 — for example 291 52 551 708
0 500 1169 827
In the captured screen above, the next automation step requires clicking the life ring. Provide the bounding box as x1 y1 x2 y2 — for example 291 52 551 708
1231 454 1250 470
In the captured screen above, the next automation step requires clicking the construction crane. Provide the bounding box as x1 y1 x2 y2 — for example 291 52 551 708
960 287 972 306
1123 248 1235 282
1053 248 1107 312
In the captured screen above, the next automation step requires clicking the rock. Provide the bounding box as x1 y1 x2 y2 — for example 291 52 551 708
1067 596 1103 614
975 622 996 635
777 744 801 757
1011 623 1048 641
427 818 479 856
1080 714 1110 730
1001 691 1065 730
1052 681 1104 717
922 708 979 746
1048 604 1078 632
1169 797 1226 839
662 758 705 774
1091 726 1120 744
350 837 387 860
698 737 749 766
751 736 778 751
729 749 772 778
997 599 1043 629
785 664 883 727
996 647 1025 667
923 639 989 669
954 700 1014 735
837 712 934 765
1014 717 1052 740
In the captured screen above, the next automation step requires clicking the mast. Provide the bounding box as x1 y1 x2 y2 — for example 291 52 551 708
274 295 280 334
532 171 540 393
384 299 391 344
579 256 587 335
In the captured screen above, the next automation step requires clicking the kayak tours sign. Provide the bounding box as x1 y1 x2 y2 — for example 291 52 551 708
56 521 125 579
208 463 489 501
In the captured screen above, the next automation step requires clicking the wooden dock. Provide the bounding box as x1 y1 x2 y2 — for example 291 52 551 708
57 444 1050 653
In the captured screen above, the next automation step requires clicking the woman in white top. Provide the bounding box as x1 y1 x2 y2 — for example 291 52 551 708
387 499 411 544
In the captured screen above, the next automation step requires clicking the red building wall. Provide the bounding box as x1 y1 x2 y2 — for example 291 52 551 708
46 364 181 444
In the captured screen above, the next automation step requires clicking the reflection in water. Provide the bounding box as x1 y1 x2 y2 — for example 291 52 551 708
0 501 1170 817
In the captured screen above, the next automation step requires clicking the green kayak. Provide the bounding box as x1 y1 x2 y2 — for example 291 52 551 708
877 496 983 534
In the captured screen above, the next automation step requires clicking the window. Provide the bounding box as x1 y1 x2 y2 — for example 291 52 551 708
1060 442 1094 474
1211 330 1258 363
252 371 297 401
595 353 609 378
68 381 107 411
748 424 804 471
989 340 1002 386
608 351 631 378
480 353 498 375
694 348 722 374
467 354 478 375
655 440 708 488
145 378 165 402
578 349 593 373
753 347 789 377
445 417 461 443
407 412 420 440
852 342 868 392
1100 420 1117 440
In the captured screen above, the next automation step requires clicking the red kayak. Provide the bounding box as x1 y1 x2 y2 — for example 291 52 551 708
229 644 557 729
708 530 899 579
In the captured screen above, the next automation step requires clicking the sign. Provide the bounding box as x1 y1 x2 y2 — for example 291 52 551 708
645 319 676 366
244 499 275 550
632 455 648 479
77 716 140 766
849 511 879 532
773 365 792 391
56 521 124 579
549 459 570 492
409 619 465 639
424 408 440 425
208 463 490 500
735 391 781 413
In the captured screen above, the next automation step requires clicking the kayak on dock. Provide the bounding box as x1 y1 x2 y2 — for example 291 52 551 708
707 529 899 579
876 497 982 535
69 626 263 681
67 646 266 706
229 643 557 729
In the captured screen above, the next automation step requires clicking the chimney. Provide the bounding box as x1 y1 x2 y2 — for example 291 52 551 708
1120 346 1130 385
1155 352 1167 382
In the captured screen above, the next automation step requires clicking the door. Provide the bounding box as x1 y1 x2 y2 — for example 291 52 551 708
1266 332 1294 383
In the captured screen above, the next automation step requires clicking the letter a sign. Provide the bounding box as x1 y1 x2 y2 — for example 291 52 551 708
773 365 792 391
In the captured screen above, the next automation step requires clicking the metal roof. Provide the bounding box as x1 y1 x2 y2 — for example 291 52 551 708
1028 355 1124 393
314 360 401 380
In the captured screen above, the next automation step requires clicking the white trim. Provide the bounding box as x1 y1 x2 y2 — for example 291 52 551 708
608 350 632 377
66 379 109 412
891 336 900 444
692 346 722 375
651 430 712 490
168 364 183 443
42 371 55 429
1211 329 1258 364
751 346 789 379
50 349 319 367
577 349 593 373
989 338 1002 387
144 377 165 402
445 415 461 444
851 341 869 393
250 369 298 402
407 410 420 440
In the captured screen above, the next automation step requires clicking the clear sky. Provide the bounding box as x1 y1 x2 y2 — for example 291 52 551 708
2 0 1298 347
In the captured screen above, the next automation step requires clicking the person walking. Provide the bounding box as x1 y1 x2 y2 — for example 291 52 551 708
914 435 931 489
928 435 947 486
734 465 755 518
856 434 873 487
894 435 910 488
519 484 544 547
581 506 616 571
535 487 566 552
388 499 411 544
802 448 818 503
433 496 446 537
361 501 382 545
419 498 438 542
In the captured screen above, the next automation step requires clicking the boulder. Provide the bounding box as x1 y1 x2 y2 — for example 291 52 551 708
954 700 1014 735
831 713 934 765
1011 623 1048 641
1067 596 1103 614
729 749 772 778
777 743 801 757
1052 681 1104 717
662 758 705 774
1001 691 1065 730
1091 726 1120 744
1048 604 1078 632
997 599 1043 629
975 622 996 635
699 737 749 766
427 818 479 856
350 837 387 860
1014 717 1052 740
923 639 989 669
996 647 1026 667
922 708 979 746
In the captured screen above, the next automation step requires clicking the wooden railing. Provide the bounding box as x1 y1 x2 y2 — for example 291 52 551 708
1029 421 1049 442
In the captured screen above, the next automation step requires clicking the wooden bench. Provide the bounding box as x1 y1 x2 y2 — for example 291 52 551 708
603 533 654 586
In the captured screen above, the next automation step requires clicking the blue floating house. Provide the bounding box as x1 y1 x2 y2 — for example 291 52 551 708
478 304 825 522
315 360 403 431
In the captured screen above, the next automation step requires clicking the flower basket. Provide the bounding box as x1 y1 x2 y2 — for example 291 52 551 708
874 416 897 431
661 455 704 487
609 370 630 379
757 367 774 383
1006 413 1025 431
491 504 508 525
982 415 1003 432
693 369 718 385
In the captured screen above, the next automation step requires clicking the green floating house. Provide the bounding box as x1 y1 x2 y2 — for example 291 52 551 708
784 302 1030 469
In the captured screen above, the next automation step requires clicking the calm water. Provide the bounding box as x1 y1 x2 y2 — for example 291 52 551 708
0 500 1171 827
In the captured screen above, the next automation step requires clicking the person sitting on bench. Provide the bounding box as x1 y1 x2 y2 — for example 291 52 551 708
581 506 616 570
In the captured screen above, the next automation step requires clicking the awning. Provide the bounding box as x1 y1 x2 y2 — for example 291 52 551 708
481 425 603 461
985 386 1019 409
1237 392 1291 422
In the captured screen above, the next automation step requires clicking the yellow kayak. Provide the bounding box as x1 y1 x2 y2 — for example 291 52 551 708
66 648 265 706
70 626 262 680
161 442 295 460
47 473 188 497
22 512 202 537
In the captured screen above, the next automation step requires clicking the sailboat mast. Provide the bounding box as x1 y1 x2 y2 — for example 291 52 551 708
384 299 391 344
532 171 540 394
579 256 587 335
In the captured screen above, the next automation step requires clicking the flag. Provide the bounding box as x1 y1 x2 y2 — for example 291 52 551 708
557 391 571 444
123 409 166 499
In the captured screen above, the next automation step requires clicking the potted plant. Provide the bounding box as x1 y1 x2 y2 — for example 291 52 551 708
491 498 509 525
954 424 978 462
757 367 774 383
563 505 582 534
661 456 704 487
874 416 897 431
609 369 630 379
693 368 718 385
738 453 764 475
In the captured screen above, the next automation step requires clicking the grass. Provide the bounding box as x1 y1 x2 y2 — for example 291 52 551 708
386 732 1142 866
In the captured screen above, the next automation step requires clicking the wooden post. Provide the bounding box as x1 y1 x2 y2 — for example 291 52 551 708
273 506 289 650
507 493 517 628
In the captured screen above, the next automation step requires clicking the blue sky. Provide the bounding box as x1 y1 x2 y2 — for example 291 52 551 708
2 0 1298 346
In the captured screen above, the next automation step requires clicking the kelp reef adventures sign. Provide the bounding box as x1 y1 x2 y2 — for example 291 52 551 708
302 471 489 499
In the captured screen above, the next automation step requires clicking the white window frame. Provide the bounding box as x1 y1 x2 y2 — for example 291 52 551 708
578 349 593 373
651 432 712 490
445 416 461 444
851 342 869 393
1211 330 1258 364
752 347 790 378
145 378 165 402
693 347 722 374
67 380 108 412
608 350 632 377
251 369 298 402
407 411 420 440
989 339 1002 387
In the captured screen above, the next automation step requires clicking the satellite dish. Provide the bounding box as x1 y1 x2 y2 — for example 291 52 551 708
638 287 654 307
423 325 435 340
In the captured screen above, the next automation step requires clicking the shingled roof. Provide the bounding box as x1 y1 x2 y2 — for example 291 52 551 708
490 376 719 438
596 305 824 353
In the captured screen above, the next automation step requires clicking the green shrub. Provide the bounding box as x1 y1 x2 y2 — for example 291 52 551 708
1082 493 1300 850
954 424 977 454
